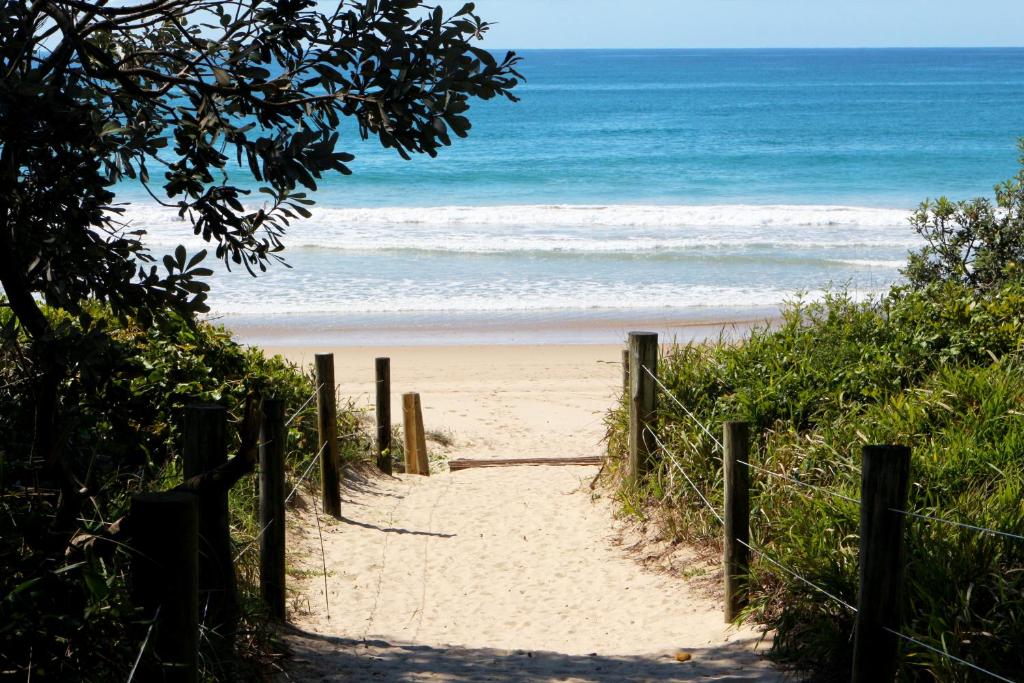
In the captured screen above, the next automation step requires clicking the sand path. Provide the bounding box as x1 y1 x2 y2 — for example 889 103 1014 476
276 345 779 681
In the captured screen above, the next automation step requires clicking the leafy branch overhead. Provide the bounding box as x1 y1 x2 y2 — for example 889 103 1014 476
0 0 521 327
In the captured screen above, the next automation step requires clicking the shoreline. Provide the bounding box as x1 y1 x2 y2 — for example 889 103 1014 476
220 305 779 348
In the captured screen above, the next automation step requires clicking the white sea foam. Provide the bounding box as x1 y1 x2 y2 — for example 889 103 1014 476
111 202 909 318
828 258 908 269
285 203 910 229
121 202 918 253
207 283 861 317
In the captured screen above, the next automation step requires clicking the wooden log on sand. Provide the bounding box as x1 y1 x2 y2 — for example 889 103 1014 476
448 456 604 471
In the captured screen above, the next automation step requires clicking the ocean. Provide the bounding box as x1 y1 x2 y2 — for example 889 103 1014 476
125 48 1024 344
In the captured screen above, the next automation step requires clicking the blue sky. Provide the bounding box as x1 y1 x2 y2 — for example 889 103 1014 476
467 0 1024 49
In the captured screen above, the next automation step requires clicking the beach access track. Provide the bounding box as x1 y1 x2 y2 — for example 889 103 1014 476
278 346 779 682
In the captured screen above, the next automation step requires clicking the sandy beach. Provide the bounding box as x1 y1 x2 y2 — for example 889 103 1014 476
266 341 779 681
263 344 625 461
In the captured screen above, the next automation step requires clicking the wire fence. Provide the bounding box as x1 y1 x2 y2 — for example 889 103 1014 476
737 458 861 506
637 360 1021 683
646 425 858 613
284 383 323 428
282 429 361 506
645 362 1023 545
234 376 368 575
642 365 724 451
890 507 1024 543
881 628 1017 683
646 427 723 525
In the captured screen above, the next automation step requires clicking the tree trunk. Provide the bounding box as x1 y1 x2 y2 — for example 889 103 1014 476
0 213 79 541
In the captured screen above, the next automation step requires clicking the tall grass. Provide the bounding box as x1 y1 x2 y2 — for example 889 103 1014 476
606 284 1024 681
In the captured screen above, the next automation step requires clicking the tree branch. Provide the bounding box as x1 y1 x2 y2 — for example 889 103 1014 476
172 393 261 495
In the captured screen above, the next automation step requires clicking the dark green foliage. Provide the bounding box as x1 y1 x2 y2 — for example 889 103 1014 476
0 0 520 536
0 0 521 324
607 285 1024 681
904 142 1024 293
0 305 372 680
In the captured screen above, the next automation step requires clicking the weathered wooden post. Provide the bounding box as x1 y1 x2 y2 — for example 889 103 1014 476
375 357 392 475
723 421 751 622
259 398 286 620
402 392 429 476
315 353 341 518
621 347 630 397
183 403 227 477
627 331 658 484
130 491 199 683
852 445 911 683
182 404 237 651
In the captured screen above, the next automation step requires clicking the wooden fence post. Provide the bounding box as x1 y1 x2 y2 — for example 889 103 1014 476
315 353 341 518
723 421 751 622
621 347 630 397
259 398 286 620
182 404 237 652
852 445 911 683
627 331 658 484
130 491 199 683
402 392 429 476
375 357 392 475
183 403 227 477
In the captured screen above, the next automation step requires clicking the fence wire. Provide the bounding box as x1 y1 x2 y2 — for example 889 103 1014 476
283 429 362 505
285 441 327 504
891 507 1024 544
738 458 861 505
882 627 1018 683
646 427 857 613
648 360 1021 542
126 606 160 683
642 365 724 451
646 427 723 525
284 383 324 428
734 537 858 613
233 518 274 563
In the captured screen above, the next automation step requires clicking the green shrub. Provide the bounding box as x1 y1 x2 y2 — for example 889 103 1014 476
0 305 372 680
607 284 1024 681
904 141 1024 293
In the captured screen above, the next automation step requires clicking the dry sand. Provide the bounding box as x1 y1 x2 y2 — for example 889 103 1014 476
262 344 627 461
271 344 780 682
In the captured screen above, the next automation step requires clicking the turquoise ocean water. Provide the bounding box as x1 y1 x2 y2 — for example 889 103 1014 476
128 49 1024 343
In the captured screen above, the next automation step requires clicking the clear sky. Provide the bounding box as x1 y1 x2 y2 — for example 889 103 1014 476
467 0 1024 50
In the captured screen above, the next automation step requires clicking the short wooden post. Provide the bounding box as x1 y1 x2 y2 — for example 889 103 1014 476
723 421 751 622
259 398 286 620
402 392 429 476
130 491 199 683
852 445 912 683
621 348 630 397
183 404 227 479
182 404 237 651
375 357 392 475
627 331 658 484
315 353 341 518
